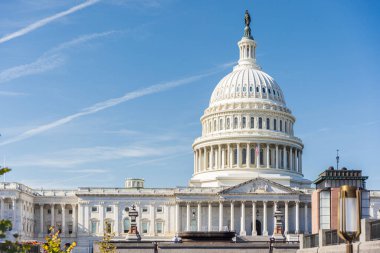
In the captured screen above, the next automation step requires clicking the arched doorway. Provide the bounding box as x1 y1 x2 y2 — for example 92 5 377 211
256 220 262 235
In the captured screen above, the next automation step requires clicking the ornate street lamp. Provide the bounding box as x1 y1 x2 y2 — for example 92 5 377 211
126 205 141 241
338 185 361 253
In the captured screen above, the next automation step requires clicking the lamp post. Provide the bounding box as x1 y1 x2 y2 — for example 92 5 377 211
338 185 361 253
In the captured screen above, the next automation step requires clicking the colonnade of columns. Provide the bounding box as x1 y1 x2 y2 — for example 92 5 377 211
176 200 309 235
0 197 17 227
38 203 77 237
194 143 302 174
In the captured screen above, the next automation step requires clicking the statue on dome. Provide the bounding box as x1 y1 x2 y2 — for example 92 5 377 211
244 10 251 27
244 10 253 39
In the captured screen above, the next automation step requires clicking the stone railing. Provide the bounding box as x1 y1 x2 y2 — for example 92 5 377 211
0 182 36 195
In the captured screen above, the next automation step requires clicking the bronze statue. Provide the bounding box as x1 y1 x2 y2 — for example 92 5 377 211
245 10 251 27
244 10 253 39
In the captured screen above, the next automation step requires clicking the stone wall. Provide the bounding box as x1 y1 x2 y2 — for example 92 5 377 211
93 242 299 253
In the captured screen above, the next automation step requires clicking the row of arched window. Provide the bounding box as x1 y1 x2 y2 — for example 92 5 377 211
203 115 294 135
215 85 284 102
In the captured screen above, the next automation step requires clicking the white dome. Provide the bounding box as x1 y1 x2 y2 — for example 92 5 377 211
210 67 286 107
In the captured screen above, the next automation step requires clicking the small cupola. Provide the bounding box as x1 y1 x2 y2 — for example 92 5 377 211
125 178 144 188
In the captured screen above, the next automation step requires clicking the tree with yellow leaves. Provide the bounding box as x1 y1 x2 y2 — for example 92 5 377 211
97 231 116 253
42 227 76 253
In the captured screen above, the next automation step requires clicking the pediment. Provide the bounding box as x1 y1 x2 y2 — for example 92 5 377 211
219 177 298 194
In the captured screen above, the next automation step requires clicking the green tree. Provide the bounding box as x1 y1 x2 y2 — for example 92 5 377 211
97 231 116 253
0 167 30 253
42 227 76 253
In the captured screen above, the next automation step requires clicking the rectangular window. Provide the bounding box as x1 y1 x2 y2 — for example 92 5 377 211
156 206 163 213
142 222 149 234
68 224 73 234
123 219 130 233
69 209 73 214
250 148 255 164
91 221 97 234
156 222 163 234
142 207 148 213
47 209 51 214
91 206 98 212
58 210 62 214
106 206 112 212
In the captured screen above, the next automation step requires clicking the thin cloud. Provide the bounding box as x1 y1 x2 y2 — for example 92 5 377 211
0 90 27 96
0 54 64 84
10 144 186 168
0 65 229 146
0 0 99 44
0 30 117 84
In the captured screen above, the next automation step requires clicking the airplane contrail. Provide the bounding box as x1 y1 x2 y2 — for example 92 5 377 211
0 0 99 44
0 63 233 146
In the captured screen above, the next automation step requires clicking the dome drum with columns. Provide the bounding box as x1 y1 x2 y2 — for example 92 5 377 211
190 15 310 188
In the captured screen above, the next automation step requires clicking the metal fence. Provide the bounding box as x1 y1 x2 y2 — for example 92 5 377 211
370 219 380 241
303 233 319 248
325 230 345 245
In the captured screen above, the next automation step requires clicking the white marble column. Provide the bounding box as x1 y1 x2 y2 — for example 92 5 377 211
197 150 201 172
236 143 240 167
240 202 246 235
85 203 91 234
61 204 66 235
164 204 170 235
295 201 300 234
256 143 260 167
263 201 268 236
246 143 250 167
219 201 224 231
228 144 234 168
284 146 288 169
252 201 257 236
78 203 84 234
266 144 270 168
39 204 44 235
304 203 308 234
175 203 180 233
149 203 156 235
210 146 214 169
208 202 212 231
218 145 222 169
222 147 225 169
290 147 293 171
186 203 191 231
51 203 55 228
275 145 279 169
99 203 104 234
273 202 277 233
284 201 289 234
114 202 119 236
230 202 235 231
197 202 202 231
72 204 77 234
295 150 299 172
299 151 303 173
203 147 207 171
193 151 197 173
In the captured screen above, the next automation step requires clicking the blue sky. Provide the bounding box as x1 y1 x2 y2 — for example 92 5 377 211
0 0 379 189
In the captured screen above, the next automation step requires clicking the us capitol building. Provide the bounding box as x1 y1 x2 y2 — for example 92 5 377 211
0 11 379 253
